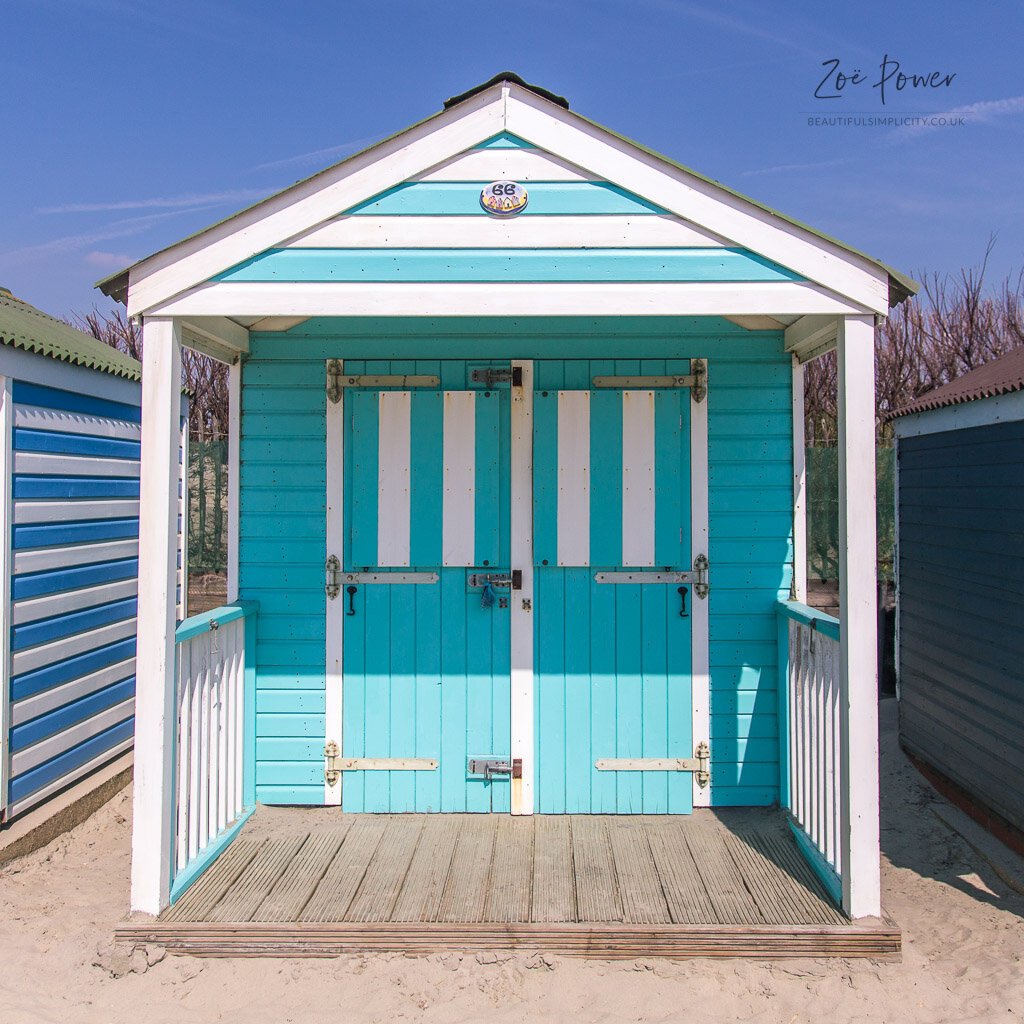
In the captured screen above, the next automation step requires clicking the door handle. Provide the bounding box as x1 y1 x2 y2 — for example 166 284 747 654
346 585 358 616
677 586 689 618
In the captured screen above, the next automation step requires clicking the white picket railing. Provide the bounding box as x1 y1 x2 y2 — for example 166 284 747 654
778 600 843 893
173 602 257 882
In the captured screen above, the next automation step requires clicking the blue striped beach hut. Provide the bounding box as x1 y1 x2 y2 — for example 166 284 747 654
97 75 915 945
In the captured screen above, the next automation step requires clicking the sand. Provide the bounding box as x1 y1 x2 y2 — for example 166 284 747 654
0 698 1021 1024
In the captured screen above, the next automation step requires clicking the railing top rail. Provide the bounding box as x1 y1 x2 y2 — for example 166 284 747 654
175 600 259 645
776 598 840 641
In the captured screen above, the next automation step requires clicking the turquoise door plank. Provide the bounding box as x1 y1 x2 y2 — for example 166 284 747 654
342 579 367 812
563 569 592 812
388 583 417 811
349 390 378 568
641 583 669 813
414 581 442 812
535 568 565 814
466 582 495 813
589 388 623 567
214 247 803 284
473 389 500 568
362 583 391 811
590 577 618 812
614 583 644 813
490 585 511 813
342 181 670 216
439 572 468 811
532 389 558 568
409 390 443 567
655 388 686 567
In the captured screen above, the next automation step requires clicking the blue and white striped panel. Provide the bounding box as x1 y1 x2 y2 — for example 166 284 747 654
350 388 504 569
534 389 688 569
7 380 141 816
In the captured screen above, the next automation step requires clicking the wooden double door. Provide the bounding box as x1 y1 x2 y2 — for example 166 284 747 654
334 358 695 814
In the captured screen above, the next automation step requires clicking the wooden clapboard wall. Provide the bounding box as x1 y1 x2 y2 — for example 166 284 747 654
240 318 793 809
1 351 185 820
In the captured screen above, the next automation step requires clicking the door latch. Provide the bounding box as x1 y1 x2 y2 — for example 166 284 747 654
467 570 522 591
470 366 523 387
468 757 523 779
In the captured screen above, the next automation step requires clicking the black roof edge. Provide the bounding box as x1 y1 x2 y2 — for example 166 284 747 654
443 72 569 111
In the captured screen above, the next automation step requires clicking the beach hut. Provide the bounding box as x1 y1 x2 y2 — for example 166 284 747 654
892 348 1024 849
101 74 914 956
0 289 144 826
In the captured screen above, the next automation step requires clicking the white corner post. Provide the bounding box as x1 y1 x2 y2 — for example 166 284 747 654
324 360 344 806
791 356 807 603
226 361 241 603
837 314 881 919
131 317 183 915
690 358 710 808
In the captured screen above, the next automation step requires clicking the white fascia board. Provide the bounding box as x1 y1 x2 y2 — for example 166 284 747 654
504 86 889 314
125 88 506 317
180 316 250 353
785 314 842 361
148 280 867 319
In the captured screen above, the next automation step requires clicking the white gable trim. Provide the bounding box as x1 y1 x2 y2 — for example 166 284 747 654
504 86 890 314
125 86 506 317
146 280 866 319
124 80 890 318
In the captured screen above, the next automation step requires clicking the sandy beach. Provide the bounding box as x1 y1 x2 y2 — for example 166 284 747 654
0 698 1020 1024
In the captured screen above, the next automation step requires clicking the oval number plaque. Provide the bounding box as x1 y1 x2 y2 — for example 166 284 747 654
480 180 529 216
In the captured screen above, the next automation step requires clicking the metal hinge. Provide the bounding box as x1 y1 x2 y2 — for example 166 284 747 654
468 757 523 779
691 358 707 404
470 366 523 387
595 741 710 787
327 359 343 404
325 555 341 599
693 553 710 599
324 741 341 786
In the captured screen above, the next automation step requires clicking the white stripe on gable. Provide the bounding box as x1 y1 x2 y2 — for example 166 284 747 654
376 391 412 567
556 390 590 567
621 390 656 567
285 214 728 249
442 390 475 567
412 147 591 182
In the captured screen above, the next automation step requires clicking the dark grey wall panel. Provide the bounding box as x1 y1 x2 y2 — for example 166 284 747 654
897 417 1024 832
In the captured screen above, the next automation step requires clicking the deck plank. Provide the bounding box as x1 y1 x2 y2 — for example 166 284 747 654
685 826 763 926
754 831 847 925
209 834 309 923
391 816 461 922
299 817 389 923
163 838 263 922
571 817 622 922
346 817 425 922
484 815 534 922
250 828 349 923
645 820 718 924
607 820 671 923
437 817 496 923
531 816 575 922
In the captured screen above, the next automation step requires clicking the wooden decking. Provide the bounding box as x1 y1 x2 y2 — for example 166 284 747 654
118 809 900 958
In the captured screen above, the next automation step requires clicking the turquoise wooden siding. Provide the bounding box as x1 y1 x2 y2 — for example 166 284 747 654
342 181 670 216
240 319 792 809
214 248 802 285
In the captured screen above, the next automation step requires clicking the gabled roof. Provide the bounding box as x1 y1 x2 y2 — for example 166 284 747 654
96 74 916 313
891 346 1024 418
0 287 141 381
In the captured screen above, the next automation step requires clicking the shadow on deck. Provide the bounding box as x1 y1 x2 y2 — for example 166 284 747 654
118 808 900 958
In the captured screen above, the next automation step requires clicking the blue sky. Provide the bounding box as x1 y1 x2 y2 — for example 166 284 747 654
2 0 1023 317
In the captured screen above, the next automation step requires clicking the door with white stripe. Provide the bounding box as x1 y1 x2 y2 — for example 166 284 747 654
533 360 694 814
341 361 511 812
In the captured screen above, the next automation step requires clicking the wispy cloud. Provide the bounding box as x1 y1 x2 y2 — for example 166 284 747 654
740 158 849 177
0 206 220 267
37 188 277 215
249 136 384 173
85 250 136 269
892 95 1024 139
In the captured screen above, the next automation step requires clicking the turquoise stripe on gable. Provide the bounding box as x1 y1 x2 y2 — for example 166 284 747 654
342 181 669 216
475 132 536 149
214 248 804 284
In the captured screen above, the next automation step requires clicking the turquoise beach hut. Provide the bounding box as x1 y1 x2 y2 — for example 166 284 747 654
101 75 914 956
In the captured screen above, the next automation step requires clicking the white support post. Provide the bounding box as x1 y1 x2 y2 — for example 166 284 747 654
324 361 344 806
791 356 807 603
226 361 241 603
510 360 534 814
131 317 183 915
836 314 881 919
